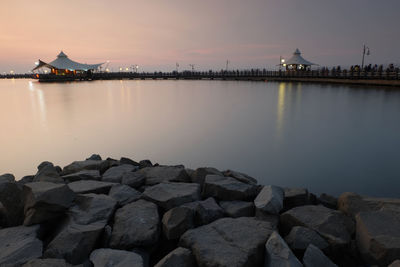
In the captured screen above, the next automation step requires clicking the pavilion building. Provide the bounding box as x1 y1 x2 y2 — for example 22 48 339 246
282 49 317 70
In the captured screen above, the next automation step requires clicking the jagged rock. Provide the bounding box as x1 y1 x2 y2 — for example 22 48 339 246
162 206 194 240
303 244 337 267
355 210 400 266
33 162 63 183
139 159 153 168
265 231 303 267
133 166 191 185
110 200 160 249
108 184 141 206
190 167 223 185
389 260 400 267
154 247 196 267
67 180 116 194
280 205 354 247
0 203 7 226
142 182 201 210
0 181 25 226
121 171 146 188
203 175 258 201
180 217 274 267
102 164 138 183
223 169 258 185
86 154 102 161
0 225 42 266
182 197 224 226
0 173 15 183
220 200 255 218
62 170 101 183
17 175 35 185
284 188 309 210
255 210 280 229
318 193 337 209
284 226 329 253
90 248 143 267
22 258 71 267
120 157 140 166
254 185 284 215
62 159 111 175
23 182 75 225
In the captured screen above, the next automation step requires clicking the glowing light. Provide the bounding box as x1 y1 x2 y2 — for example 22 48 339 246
281 59 285 63
283 64 287 67
35 61 39 66
119 67 122 71
125 67 129 71
10 70 14 74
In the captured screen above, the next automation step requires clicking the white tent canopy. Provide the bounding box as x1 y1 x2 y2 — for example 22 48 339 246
33 51 103 72
285 49 317 67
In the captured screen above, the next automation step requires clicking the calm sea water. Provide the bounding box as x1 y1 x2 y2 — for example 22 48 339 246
0 79 399 197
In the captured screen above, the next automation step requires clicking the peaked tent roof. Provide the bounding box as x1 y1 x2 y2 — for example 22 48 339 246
32 51 103 71
285 49 317 66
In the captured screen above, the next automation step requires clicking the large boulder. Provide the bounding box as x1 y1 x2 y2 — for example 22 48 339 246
280 205 354 247
133 166 191 185
108 184 141 206
355 210 400 266
182 197 224 226
284 226 329 253
62 170 101 183
102 164 137 183
33 162 63 183
23 182 75 225
142 182 201 210
0 173 15 183
389 260 400 267
120 157 140 166
67 180 116 194
90 248 143 267
0 181 25 226
110 200 160 249
284 188 309 211
22 258 71 267
0 225 43 266
318 193 337 210
203 175 258 201
154 247 196 267
223 169 258 185
303 244 337 267
265 231 303 267
62 159 111 175
121 171 146 188
220 200 255 218
162 206 195 240
190 167 223 185
179 217 274 267
254 185 284 215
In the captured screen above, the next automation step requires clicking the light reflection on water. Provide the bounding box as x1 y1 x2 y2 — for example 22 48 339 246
0 79 399 197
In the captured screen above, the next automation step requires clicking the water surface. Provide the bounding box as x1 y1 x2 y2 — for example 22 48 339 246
0 79 399 197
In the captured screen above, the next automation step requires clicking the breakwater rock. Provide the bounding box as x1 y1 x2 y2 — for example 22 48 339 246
0 155 399 267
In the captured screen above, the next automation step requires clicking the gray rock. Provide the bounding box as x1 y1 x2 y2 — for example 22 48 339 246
154 247 196 267
86 154 102 161
110 200 160 249
280 205 355 247
22 258 71 267
62 159 111 175
355 210 400 266
0 181 25 226
162 206 194 240
109 184 141 206
193 197 224 225
303 244 337 267
203 175 259 201
17 175 35 185
0 173 15 183
142 182 201 210
67 180 116 194
389 260 400 267
102 164 138 183
223 169 258 185
120 157 140 166
284 226 329 252
220 200 255 218
0 203 7 227
121 171 146 188
0 225 42 266
134 166 190 185
255 210 280 229
33 162 63 183
284 188 309 210
254 185 284 215
318 193 337 209
265 231 303 267
62 170 101 183
90 248 143 267
139 159 153 168
23 182 75 225
191 167 223 185
180 217 274 267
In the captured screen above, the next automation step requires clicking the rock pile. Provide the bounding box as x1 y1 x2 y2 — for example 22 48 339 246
0 155 399 267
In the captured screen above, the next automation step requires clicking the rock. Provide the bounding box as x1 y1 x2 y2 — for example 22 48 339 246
62 170 101 183
0 203 7 227
389 260 400 267
162 206 195 240
0 173 15 183
180 217 274 267
23 182 75 225
22 258 71 267
62 159 111 175
90 248 143 267
110 200 160 249
355 210 400 266
203 175 258 201
154 247 196 267
254 185 284 215
220 200 255 218
86 154 102 161
67 180 116 194
284 226 329 252
265 231 303 267
139 159 153 168
121 171 146 188
192 197 224 225
318 193 337 209
303 244 337 267
120 157 140 166
109 184 141 206
0 181 25 226
33 162 63 183
0 225 42 266
255 210 280 230
102 164 138 183
284 188 309 210
191 167 223 185
223 169 258 185
280 205 354 247
142 182 201 210
135 166 191 185
17 175 35 185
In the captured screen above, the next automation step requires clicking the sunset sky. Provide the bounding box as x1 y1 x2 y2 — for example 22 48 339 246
1 0 399 73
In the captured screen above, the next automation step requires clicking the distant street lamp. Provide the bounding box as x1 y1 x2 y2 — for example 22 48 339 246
10 70 14 74
361 44 370 70
279 56 285 70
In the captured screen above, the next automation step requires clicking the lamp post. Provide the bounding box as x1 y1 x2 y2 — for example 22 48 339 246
279 56 285 71
361 44 370 70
